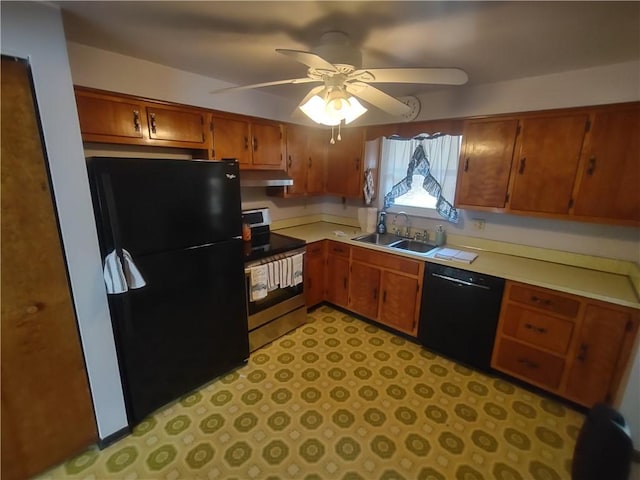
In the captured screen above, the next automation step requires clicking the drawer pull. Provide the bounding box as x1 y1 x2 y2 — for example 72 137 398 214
517 358 539 369
576 344 588 362
530 295 552 306
133 110 140 132
524 323 547 334
149 112 157 134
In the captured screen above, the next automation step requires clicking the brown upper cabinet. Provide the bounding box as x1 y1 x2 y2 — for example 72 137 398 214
325 127 365 197
74 87 212 154
455 102 640 226
282 124 327 196
211 113 284 169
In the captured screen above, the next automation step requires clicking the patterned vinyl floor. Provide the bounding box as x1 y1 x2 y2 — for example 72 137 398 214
39 306 585 480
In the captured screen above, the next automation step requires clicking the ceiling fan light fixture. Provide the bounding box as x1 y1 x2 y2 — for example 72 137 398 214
299 90 367 126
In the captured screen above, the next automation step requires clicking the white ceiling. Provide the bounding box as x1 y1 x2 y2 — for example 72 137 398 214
56 1 639 104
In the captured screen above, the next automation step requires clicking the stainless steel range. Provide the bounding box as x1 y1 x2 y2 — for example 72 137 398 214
242 208 307 352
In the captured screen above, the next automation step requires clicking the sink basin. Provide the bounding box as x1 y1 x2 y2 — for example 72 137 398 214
389 239 438 254
353 232 404 246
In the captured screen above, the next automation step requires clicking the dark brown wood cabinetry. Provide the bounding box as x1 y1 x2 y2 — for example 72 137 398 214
74 87 212 154
325 127 365 197
304 241 325 308
326 241 350 307
282 124 326 196
455 102 640 226
492 280 639 407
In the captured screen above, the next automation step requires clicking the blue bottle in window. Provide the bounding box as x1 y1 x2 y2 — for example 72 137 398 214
376 211 387 234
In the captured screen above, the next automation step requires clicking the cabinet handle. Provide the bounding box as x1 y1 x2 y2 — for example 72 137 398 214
343 277 347 289
518 157 526 174
149 112 157 134
244 136 249 150
586 156 596 175
524 322 547 334
253 137 258 151
517 358 539 369
355 158 360 171
288 155 292 168
382 290 387 303
373 288 378 300
530 295 551 306
133 110 140 132
464 157 470 172
308 157 312 168
577 344 588 362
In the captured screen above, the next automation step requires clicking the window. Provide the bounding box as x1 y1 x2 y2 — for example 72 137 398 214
379 133 462 222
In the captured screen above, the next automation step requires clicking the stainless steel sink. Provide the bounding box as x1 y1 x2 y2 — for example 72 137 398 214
353 233 437 254
389 239 438 254
352 232 404 246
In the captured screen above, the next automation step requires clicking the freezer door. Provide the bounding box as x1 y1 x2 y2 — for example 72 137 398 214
108 239 249 426
89 157 242 256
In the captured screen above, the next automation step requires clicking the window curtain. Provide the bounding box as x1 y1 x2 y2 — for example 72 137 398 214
381 133 462 223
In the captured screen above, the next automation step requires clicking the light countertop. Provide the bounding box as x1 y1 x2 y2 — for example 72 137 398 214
276 222 640 309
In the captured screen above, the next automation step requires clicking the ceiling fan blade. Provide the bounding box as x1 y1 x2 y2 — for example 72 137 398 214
210 77 319 94
355 68 469 85
345 82 410 116
276 49 338 73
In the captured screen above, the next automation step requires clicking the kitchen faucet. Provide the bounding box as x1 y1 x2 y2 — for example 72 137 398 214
393 212 411 237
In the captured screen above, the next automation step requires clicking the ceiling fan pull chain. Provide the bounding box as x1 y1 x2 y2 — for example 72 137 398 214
337 122 342 142
330 126 336 144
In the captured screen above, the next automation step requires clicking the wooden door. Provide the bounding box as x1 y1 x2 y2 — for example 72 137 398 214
1 57 97 480
455 119 518 208
146 105 207 144
285 125 308 195
251 121 283 168
348 262 380 319
75 91 144 140
379 271 419 334
509 114 588 213
564 304 637 406
304 242 325 307
326 127 364 197
212 115 251 164
572 105 640 223
326 254 350 307
307 128 327 194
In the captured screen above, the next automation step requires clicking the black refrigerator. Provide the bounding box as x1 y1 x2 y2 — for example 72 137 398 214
87 157 249 427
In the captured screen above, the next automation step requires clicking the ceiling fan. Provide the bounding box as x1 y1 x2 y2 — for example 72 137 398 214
211 31 468 126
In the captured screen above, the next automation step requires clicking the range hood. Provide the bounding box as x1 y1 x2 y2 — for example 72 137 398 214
239 169 293 187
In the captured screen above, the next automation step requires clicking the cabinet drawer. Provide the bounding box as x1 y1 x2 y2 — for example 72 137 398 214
327 241 350 257
352 247 420 276
306 242 324 256
494 338 565 390
502 304 574 354
509 284 580 318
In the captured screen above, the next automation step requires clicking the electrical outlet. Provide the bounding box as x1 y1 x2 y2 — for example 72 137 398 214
472 218 486 231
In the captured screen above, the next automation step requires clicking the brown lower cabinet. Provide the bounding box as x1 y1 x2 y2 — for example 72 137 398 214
492 280 639 407
308 240 424 336
304 241 326 308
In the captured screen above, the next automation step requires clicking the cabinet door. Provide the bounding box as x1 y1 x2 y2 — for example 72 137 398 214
212 115 251 165
2 58 97 479
251 121 283 168
146 105 207 145
326 127 364 197
572 106 640 223
304 242 325 307
349 262 380 319
564 304 636 406
75 92 144 140
326 254 350 307
285 125 308 195
455 119 518 208
509 114 588 213
379 271 419 335
307 128 328 194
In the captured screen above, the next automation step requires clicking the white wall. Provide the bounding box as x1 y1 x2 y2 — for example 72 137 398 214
1 2 128 440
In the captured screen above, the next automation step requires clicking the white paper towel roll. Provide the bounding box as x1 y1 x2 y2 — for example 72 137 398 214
358 207 378 233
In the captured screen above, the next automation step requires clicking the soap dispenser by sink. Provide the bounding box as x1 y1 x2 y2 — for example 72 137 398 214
376 211 387 234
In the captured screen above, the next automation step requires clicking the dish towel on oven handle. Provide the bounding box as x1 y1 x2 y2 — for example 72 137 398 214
250 264 268 301
267 260 279 291
279 257 292 288
292 253 303 286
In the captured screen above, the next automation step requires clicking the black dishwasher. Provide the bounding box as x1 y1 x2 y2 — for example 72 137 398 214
418 262 505 373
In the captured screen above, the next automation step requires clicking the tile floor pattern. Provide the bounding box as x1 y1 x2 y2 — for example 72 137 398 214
40 306 585 480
